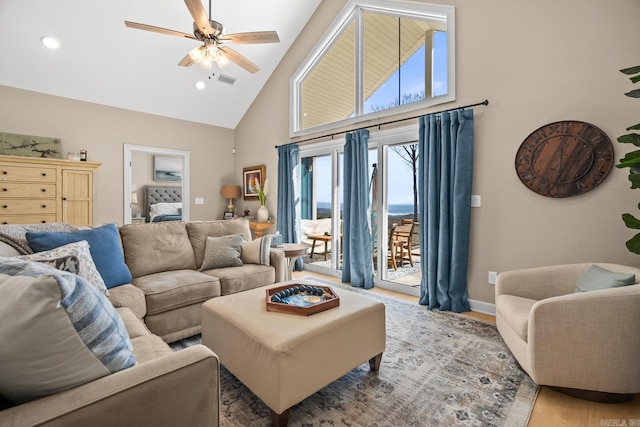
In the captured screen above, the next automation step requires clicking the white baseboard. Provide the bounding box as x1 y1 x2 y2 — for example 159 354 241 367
468 298 496 316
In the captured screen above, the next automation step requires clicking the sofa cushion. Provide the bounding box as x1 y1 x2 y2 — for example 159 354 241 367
15 240 108 296
108 284 147 319
133 270 221 315
186 220 252 268
242 235 273 266
574 264 636 293
144 303 205 343
0 258 135 404
120 222 197 278
26 223 132 289
116 307 151 339
495 294 537 342
130 335 174 364
200 234 244 270
202 264 275 295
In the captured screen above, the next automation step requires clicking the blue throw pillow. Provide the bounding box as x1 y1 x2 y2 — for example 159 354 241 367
26 223 132 288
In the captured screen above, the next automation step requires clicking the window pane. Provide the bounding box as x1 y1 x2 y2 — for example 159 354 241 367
300 20 355 130
433 31 448 96
383 142 421 282
364 12 447 114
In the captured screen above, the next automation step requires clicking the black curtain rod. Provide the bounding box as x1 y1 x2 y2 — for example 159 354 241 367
275 99 489 149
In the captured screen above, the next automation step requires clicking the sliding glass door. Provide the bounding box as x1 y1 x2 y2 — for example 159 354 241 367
299 125 420 296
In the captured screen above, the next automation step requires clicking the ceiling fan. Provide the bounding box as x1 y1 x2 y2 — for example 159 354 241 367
125 0 279 73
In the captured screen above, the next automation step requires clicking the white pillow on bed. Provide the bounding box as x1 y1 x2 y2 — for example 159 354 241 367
149 202 182 221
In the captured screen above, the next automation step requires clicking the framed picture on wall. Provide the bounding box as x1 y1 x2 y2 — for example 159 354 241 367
154 155 182 182
243 164 265 200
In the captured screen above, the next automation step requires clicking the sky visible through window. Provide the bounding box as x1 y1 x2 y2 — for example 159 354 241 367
364 32 448 113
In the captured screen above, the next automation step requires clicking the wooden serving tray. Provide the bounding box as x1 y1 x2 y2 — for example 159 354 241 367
266 284 340 316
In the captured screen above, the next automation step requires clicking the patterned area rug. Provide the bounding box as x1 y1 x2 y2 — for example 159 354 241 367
171 278 538 426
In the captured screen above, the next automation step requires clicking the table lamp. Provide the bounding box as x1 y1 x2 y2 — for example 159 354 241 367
221 185 241 212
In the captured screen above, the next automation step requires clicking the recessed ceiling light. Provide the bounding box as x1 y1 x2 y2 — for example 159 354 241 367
195 81 206 90
41 36 60 49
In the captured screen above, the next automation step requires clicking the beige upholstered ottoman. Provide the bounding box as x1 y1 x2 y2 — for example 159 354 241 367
201 281 386 427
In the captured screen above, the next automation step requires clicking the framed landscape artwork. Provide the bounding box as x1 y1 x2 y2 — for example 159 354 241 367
154 155 182 182
243 164 265 200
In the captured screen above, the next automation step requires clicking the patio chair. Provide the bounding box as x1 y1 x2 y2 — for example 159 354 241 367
391 222 414 268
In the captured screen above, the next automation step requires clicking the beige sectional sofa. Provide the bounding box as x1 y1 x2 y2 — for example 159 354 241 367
113 219 285 342
0 218 285 425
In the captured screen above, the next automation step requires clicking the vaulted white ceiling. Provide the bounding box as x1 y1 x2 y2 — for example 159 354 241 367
0 0 322 129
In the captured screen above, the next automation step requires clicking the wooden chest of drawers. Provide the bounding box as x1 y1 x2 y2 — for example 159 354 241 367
0 155 101 226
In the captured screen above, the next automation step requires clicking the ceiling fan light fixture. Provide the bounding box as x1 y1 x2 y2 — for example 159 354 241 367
198 56 214 70
216 51 230 68
188 45 206 63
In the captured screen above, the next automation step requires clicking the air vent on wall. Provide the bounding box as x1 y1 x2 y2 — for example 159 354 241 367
218 74 236 85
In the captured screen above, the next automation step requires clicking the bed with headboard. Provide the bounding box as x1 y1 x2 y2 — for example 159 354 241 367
143 185 182 222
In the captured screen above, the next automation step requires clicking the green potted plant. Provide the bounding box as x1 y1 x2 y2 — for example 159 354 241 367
615 65 640 253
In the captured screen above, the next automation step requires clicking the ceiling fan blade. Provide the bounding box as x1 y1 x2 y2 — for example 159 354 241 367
219 47 259 74
184 0 214 37
125 21 197 40
219 31 280 44
178 53 195 67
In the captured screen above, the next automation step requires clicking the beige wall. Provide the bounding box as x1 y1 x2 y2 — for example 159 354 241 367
236 0 640 305
0 85 236 225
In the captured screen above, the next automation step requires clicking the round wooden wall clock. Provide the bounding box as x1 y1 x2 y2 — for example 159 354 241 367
515 120 613 198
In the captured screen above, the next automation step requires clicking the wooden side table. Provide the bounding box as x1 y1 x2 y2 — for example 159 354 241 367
307 234 331 260
131 216 146 224
249 220 274 238
281 243 309 280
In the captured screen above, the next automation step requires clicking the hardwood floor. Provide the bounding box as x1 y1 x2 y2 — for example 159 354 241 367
294 270 640 426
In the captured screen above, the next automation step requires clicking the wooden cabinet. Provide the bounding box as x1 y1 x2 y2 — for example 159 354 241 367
0 155 101 226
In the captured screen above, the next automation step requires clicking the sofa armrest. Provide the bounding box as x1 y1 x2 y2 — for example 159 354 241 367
528 284 640 393
270 247 286 283
0 345 220 427
495 263 593 301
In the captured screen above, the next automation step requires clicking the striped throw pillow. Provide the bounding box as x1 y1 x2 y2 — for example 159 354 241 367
241 235 273 266
0 258 135 404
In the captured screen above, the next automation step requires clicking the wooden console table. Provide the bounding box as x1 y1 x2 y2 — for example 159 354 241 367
249 220 274 238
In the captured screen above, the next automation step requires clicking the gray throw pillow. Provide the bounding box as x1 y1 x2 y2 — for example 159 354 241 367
200 234 244 270
574 264 636 293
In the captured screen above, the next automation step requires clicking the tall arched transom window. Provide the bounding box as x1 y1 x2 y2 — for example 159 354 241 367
290 0 455 137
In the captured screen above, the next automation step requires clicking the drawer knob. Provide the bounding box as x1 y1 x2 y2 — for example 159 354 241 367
2 205 7 209
41 188 46 192
62 197 67 201
41 220 46 223
2 222 6 225
41 173 46 177
1 188 6 192
41 205 46 208
2 171 6 175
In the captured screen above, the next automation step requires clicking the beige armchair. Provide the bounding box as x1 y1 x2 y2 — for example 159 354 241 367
495 263 640 402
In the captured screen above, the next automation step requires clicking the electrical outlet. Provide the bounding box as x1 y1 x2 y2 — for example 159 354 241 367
488 271 498 285
471 195 481 207
195 197 204 205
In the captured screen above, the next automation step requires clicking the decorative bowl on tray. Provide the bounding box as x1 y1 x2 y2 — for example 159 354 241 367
266 284 340 316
